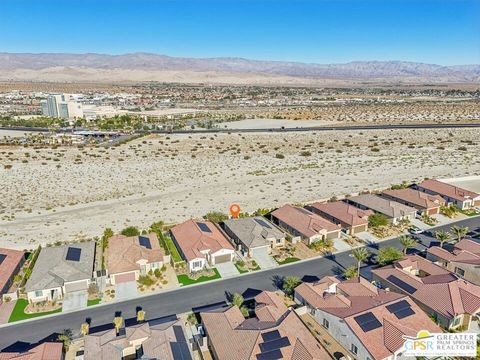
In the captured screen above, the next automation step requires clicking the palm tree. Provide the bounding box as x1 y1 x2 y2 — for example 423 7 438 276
113 316 123 334
450 225 468 243
435 230 451 248
80 322 89 336
137 310 146 323
399 235 416 255
351 247 369 277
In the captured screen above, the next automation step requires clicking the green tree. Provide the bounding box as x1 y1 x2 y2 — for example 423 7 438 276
80 323 89 336
102 228 114 249
283 276 301 296
368 213 389 228
399 235 416 255
351 247 369 277
435 230 451 248
113 316 123 334
58 329 73 352
343 266 358 279
149 221 165 235
137 310 146 322
232 293 249 317
121 226 140 237
450 225 468 243
375 247 403 266
204 211 229 223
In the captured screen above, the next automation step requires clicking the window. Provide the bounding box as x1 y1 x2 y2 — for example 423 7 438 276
34 290 43 297
452 317 461 327
309 306 315 315
322 318 329 329
455 267 465 277
192 260 203 269
150 262 158 269
276 238 282 244
351 344 358 355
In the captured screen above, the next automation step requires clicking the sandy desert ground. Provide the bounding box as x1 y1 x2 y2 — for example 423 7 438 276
0 128 479 249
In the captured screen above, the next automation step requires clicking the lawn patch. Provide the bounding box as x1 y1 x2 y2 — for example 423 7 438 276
234 262 249 274
87 298 100 306
177 268 221 286
163 234 183 263
8 299 62 323
275 257 300 265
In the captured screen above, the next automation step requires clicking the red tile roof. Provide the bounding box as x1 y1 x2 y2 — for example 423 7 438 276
0 248 24 294
416 179 480 202
382 188 444 209
295 276 442 360
309 201 373 227
271 204 339 238
106 233 165 274
170 220 234 261
0 342 63 360
372 255 480 320
201 291 329 360
428 239 480 265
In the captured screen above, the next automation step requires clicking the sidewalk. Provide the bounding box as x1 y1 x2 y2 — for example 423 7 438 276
0 301 15 325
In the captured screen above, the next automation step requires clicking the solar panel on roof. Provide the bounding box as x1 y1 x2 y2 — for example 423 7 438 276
138 236 152 249
255 218 272 229
354 312 382 332
0 254 6 265
386 300 410 314
173 325 187 342
256 349 283 360
395 307 415 319
387 275 417 294
170 342 192 360
66 247 82 261
259 337 290 353
197 222 212 233
261 330 281 342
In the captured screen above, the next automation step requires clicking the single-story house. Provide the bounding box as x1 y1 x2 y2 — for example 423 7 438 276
270 204 341 245
307 201 374 235
372 255 480 330
381 188 445 215
295 276 442 360
0 248 25 297
201 290 329 359
170 219 235 273
222 216 286 257
106 233 170 285
84 318 192 360
427 239 480 285
0 342 63 360
414 179 480 210
25 242 95 303
345 194 417 224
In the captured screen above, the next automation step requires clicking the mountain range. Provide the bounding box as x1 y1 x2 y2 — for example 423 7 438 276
0 52 478 84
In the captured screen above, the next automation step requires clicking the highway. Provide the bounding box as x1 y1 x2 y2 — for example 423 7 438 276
2 122 480 136
0 216 479 350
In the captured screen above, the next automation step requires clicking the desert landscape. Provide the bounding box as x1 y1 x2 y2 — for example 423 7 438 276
1 127 479 249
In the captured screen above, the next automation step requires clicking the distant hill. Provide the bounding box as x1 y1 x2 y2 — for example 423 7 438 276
0 52 478 84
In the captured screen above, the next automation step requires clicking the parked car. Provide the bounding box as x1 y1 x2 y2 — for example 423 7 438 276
409 225 423 235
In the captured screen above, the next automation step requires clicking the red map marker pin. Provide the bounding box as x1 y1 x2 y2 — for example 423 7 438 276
229 204 241 218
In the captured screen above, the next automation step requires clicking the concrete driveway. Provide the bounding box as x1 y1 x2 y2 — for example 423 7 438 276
252 252 278 270
355 231 379 245
215 262 239 278
63 291 87 312
115 281 138 301
410 218 431 231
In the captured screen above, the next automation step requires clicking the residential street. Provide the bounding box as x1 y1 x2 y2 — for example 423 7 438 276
0 216 479 351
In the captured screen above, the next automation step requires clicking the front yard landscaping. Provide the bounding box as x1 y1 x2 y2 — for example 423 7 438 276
177 268 221 286
460 208 480 217
87 298 100 306
274 256 300 265
234 260 260 273
9 299 62 323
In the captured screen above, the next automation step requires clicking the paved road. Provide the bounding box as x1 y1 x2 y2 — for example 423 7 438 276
0 216 479 350
2 123 480 136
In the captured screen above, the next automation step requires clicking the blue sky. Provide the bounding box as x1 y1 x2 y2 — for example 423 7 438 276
0 0 479 65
